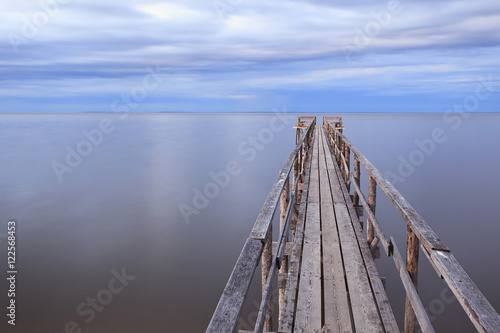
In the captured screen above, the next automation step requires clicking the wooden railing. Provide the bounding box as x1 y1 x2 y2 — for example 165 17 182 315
206 117 316 333
323 117 500 333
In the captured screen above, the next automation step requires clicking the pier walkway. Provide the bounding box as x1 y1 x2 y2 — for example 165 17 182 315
206 117 500 333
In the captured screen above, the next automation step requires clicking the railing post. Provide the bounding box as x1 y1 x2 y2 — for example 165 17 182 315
296 123 302 173
404 226 420 333
353 155 361 206
293 151 300 236
337 135 343 169
367 174 377 246
262 223 273 331
345 146 350 190
279 177 290 319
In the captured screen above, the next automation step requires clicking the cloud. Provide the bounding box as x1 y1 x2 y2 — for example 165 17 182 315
0 0 499 112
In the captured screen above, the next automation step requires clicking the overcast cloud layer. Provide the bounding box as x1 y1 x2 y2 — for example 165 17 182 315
1 0 499 112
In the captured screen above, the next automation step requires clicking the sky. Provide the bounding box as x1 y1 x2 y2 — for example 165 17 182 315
1 0 499 113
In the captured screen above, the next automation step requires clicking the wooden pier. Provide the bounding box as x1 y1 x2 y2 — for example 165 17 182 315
206 117 500 333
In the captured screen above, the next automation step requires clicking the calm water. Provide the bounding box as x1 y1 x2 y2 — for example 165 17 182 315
0 113 499 332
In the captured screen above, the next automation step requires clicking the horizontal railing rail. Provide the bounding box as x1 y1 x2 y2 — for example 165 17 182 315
206 117 316 333
323 117 500 333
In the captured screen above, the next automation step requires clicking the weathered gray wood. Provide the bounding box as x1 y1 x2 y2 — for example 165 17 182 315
428 250 500 333
212 118 500 333
321 202 352 333
272 242 294 257
367 174 377 246
351 175 391 256
405 226 420 333
295 129 322 332
391 237 435 333
294 202 322 332
353 155 361 206
279 135 314 333
420 245 443 279
326 126 449 253
325 140 387 331
319 126 352 332
258 186 298 332
345 146 351 191
323 121 500 333
279 178 290 318
206 238 264 333
261 224 273 331
319 132 344 204
324 126 399 333
251 119 315 240
333 201 384 332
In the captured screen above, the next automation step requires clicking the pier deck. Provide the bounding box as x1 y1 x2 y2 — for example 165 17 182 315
283 126 397 332
206 117 500 333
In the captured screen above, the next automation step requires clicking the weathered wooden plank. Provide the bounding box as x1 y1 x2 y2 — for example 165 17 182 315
322 132 337 171
324 126 399 333
307 130 320 204
318 129 333 205
279 135 315 333
428 250 500 333
308 170 320 203
405 225 420 333
351 175 391 256
391 237 435 333
261 224 273 331
320 133 345 204
321 201 352 333
327 127 449 252
333 201 385 333
353 155 361 206
294 202 322 332
318 125 352 331
367 175 377 245
251 120 315 240
272 242 294 257
257 185 300 331
311 128 320 171
206 238 264 333
319 169 332 203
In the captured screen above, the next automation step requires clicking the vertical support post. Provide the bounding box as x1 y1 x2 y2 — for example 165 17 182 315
367 174 377 246
296 121 302 174
340 140 345 175
345 146 350 190
262 223 273 331
293 151 300 203
279 177 290 319
353 155 360 206
404 226 420 333
337 135 343 169
299 141 302 171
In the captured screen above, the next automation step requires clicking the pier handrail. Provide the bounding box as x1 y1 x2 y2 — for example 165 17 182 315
206 117 316 333
323 117 500 333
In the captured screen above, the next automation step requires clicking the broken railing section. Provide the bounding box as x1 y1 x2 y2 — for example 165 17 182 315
206 117 316 333
323 117 500 333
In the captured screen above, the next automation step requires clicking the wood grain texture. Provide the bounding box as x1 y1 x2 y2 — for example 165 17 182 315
206 238 264 333
323 126 399 333
279 133 315 333
251 119 315 240
318 127 352 333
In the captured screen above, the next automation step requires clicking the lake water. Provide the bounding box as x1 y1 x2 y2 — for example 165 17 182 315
0 112 499 332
